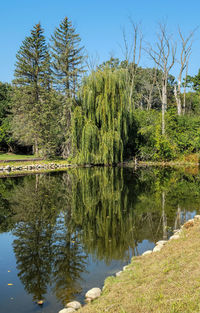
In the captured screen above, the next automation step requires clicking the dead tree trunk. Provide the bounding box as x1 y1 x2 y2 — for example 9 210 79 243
175 27 195 115
147 23 176 135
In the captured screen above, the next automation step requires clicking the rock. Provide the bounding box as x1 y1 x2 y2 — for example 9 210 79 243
123 265 128 271
85 298 92 303
156 240 167 246
169 234 180 240
116 271 122 277
59 308 76 313
66 301 81 310
142 250 152 256
85 287 101 300
4 165 11 171
194 215 200 221
183 219 194 229
153 245 163 252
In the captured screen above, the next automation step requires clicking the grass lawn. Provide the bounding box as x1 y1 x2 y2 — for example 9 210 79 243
80 220 200 313
0 153 39 160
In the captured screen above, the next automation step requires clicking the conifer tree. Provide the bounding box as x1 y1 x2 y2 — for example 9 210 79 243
51 17 85 157
12 23 56 157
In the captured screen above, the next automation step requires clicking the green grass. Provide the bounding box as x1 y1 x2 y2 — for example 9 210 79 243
0 153 38 160
80 220 200 313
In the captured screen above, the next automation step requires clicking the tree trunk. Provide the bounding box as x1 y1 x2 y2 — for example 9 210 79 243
174 84 182 115
162 192 167 240
161 77 167 135
33 139 39 157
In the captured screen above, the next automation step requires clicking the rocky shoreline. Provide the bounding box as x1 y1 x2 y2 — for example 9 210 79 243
57 215 200 313
0 162 73 173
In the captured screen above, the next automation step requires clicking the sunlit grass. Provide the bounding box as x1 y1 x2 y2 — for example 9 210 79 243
0 153 37 160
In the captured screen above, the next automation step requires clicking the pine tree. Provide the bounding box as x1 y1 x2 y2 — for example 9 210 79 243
12 23 55 156
51 17 85 157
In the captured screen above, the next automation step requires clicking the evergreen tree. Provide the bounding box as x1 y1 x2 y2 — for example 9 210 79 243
51 17 85 157
0 82 15 152
12 23 57 157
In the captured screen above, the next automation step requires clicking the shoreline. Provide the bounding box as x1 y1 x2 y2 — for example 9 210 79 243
0 159 198 177
74 216 200 313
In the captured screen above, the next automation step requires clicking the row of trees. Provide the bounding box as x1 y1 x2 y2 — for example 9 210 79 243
1 18 200 161
11 18 84 157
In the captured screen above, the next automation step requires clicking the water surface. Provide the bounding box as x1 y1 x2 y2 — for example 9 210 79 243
0 166 199 313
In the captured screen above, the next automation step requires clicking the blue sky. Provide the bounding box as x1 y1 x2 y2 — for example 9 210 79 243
0 0 200 82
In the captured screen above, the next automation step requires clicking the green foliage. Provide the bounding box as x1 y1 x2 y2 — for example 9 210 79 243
134 110 175 161
134 108 200 161
11 23 61 157
0 82 15 151
167 112 200 154
51 16 84 96
72 68 136 164
50 17 85 157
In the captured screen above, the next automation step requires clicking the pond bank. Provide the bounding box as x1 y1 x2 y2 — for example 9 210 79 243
77 217 200 313
0 160 74 176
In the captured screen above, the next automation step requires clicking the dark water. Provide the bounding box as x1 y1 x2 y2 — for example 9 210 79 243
0 166 199 313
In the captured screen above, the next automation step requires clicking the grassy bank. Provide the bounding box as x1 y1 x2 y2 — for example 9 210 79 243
124 153 200 168
80 220 200 313
0 153 39 161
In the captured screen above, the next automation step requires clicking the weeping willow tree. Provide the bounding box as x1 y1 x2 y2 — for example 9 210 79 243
72 68 136 164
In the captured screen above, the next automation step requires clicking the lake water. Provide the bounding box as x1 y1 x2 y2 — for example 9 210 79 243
0 166 199 313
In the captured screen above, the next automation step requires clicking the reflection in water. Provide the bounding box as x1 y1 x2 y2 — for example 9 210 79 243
0 166 200 310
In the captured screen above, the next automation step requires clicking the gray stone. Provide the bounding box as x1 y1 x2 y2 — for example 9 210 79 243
66 301 81 310
59 308 75 313
153 245 163 252
156 240 167 246
169 234 180 240
194 215 200 220
123 265 128 271
173 229 179 233
142 250 152 256
85 287 101 300
85 298 92 303
116 271 122 277
4 165 11 171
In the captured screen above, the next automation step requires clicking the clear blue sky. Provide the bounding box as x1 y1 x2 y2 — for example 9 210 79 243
0 0 200 83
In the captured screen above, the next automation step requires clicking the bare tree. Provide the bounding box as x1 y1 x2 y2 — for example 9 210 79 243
183 60 189 114
121 20 143 110
174 28 196 115
147 23 176 135
85 51 100 73
142 67 158 110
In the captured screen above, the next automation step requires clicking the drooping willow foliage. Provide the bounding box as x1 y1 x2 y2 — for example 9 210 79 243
72 68 136 164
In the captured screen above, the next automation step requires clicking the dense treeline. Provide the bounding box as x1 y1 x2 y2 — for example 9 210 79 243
1 18 200 162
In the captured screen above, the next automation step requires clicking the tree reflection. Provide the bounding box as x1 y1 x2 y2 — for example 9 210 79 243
0 166 199 306
11 174 60 302
10 173 87 305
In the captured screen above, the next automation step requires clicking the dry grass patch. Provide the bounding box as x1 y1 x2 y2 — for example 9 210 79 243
80 221 200 313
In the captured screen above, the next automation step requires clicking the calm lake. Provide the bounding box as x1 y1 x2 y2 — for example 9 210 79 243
0 166 199 313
